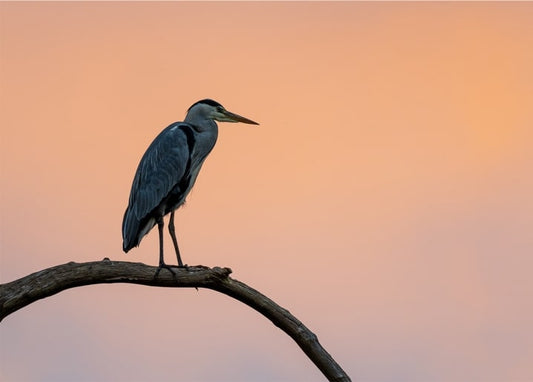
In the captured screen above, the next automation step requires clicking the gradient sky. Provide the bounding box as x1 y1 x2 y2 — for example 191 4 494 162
1 2 532 381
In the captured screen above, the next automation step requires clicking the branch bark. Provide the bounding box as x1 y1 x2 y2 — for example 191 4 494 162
0 259 351 382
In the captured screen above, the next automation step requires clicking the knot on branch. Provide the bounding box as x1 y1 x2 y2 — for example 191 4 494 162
206 266 232 280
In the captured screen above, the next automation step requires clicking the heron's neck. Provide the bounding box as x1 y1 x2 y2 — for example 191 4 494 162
184 115 218 133
188 119 218 160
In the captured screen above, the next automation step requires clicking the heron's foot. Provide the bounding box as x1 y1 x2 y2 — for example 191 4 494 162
154 263 177 278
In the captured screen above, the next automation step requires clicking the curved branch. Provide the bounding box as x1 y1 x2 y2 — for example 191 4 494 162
0 259 351 382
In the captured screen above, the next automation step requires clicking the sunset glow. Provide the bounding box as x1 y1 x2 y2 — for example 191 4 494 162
1 3 532 381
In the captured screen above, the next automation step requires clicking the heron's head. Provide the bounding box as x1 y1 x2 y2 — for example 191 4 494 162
186 99 259 125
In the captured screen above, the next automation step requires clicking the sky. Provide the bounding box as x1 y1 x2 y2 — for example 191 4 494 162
1 2 532 381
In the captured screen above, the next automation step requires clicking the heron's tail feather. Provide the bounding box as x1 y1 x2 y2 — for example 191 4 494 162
122 207 156 253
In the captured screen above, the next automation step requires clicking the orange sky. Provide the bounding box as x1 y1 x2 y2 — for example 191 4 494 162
1 2 532 381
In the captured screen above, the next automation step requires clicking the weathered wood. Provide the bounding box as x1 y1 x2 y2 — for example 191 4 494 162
0 259 351 382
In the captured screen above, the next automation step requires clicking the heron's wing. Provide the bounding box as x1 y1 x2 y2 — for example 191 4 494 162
131 123 193 219
122 123 194 249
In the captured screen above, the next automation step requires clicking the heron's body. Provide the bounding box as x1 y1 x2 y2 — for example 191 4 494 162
122 99 257 268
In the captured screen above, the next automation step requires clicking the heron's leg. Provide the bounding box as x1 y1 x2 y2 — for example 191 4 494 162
157 217 166 266
168 211 185 267
154 216 175 277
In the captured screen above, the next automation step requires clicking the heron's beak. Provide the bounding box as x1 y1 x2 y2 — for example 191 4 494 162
220 109 259 125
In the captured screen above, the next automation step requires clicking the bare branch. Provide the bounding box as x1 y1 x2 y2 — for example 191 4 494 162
0 259 351 382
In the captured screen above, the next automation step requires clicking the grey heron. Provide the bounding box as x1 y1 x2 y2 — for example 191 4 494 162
122 99 258 270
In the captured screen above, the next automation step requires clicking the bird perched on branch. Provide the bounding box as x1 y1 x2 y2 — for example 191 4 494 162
122 99 258 271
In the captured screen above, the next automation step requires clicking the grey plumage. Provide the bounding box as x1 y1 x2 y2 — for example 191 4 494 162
122 99 258 268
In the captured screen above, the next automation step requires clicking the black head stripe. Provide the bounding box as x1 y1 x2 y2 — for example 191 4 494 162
188 99 223 111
